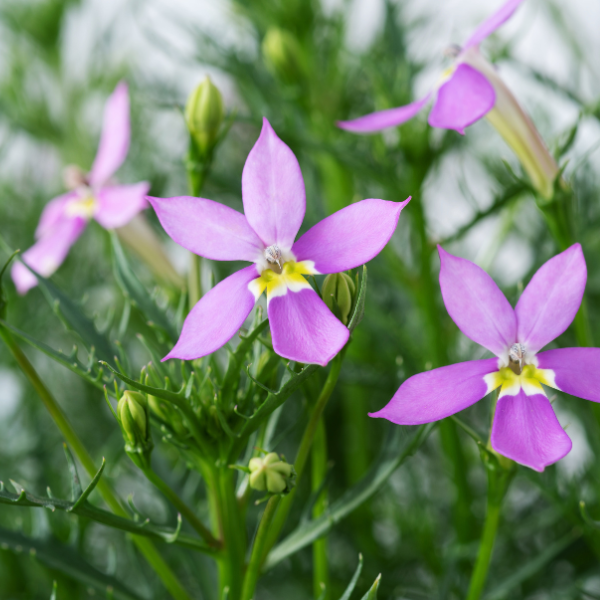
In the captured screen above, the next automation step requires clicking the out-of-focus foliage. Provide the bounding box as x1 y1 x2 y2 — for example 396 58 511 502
1 0 600 599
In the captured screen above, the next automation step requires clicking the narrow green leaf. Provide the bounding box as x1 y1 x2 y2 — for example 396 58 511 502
110 232 178 341
359 574 381 600
63 444 83 501
50 581 58 600
70 457 106 510
0 477 214 554
338 554 363 600
0 526 142 600
482 529 580 600
0 319 114 392
265 423 434 569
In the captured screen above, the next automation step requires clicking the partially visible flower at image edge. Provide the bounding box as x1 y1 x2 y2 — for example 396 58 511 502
12 81 150 294
371 244 600 472
149 117 410 366
337 0 559 199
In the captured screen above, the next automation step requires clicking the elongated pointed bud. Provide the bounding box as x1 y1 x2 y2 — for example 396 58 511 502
248 452 296 495
117 391 152 469
185 76 224 157
262 28 306 84
322 272 356 325
462 48 559 200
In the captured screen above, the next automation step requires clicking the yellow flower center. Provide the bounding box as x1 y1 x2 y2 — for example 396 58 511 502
65 194 98 220
485 364 557 398
249 260 316 302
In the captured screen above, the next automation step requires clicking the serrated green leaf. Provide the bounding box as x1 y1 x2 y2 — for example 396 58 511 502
0 526 143 600
110 232 178 341
265 423 434 569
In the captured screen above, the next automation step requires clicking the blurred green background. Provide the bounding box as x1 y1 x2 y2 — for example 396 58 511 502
1 0 600 598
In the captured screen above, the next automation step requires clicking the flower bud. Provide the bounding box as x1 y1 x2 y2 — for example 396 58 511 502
461 48 559 200
117 391 152 469
262 28 306 85
322 272 356 325
118 391 148 445
185 76 224 157
148 395 188 438
249 452 296 495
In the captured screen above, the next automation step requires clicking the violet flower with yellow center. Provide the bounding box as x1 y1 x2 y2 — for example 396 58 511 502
149 118 410 366
12 82 150 294
371 244 600 472
338 0 559 199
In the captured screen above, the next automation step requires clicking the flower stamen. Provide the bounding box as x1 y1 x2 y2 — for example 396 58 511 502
264 244 282 271
508 343 526 375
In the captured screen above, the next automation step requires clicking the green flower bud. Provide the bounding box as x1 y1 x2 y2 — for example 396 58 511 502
262 28 306 85
185 76 224 157
249 452 296 495
322 272 356 325
117 391 152 469
118 391 148 445
148 395 188 438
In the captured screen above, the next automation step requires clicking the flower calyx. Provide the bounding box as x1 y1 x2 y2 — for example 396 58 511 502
248 452 296 496
117 390 153 469
322 271 357 325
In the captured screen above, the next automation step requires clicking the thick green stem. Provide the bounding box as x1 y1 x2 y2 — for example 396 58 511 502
241 496 281 600
0 326 191 600
142 467 220 548
262 351 344 562
312 419 328 599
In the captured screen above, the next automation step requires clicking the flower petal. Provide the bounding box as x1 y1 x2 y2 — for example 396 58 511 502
428 64 495 134
438 246 516 357
292 198 410 273
35 191 78 239
336 95 431 133
515 244 586 354
491 389 572 472
463 0 525 52
94 182 150 229
241 118 305 251
536 348 600 403
164 265 258 361
370 358 498 425
268 287 349 366
11 216 87 294
148 195 263 262
88 81 130 188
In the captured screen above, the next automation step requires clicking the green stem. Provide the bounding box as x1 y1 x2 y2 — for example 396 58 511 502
216 467 246 600
411 194 475 543
142 467 220 548
465 499 502 600
0 326 191 600
312 419 328 599
188 254 202 310
261 350 344 562
241 496 281 600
